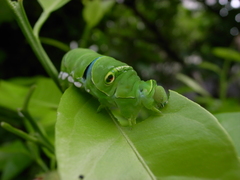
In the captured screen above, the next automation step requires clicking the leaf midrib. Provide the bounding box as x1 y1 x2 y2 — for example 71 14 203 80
109 111 157 180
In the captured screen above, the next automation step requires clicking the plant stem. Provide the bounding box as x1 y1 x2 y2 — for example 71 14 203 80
219 60 230 101
1 122 38 142
19 110 55 154
27 141 49 172
5 0 62 91
40 37 70 52
1 122 54 153
79 26 91 48
33 10 51 37
19 85 55 154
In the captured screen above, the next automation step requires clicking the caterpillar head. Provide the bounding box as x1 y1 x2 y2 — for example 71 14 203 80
89 57 133 97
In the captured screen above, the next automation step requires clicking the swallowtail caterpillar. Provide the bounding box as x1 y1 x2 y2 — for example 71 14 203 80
59 48 168 126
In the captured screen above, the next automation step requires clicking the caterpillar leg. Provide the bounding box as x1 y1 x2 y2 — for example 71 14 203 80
97 104 105 112
153 86 169 108
110 110 132 126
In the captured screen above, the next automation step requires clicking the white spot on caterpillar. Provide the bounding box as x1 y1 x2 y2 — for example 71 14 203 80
86 89 90 93
68 76 74 83
58 71 63 79
61 72 69 80
17 108 24 117
74 82 82 88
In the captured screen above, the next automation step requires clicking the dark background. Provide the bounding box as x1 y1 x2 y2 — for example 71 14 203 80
1 0 240 105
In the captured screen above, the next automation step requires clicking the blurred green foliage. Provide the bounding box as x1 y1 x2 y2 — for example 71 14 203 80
1 0 240 100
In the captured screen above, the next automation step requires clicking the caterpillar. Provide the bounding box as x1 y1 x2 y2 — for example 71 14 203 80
59 48 168 126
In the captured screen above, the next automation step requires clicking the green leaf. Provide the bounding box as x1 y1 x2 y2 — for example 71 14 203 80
83 0 115 29
0 77 61 118
29 77 61 111
38 0 70 12
29 77 62 143
213 47 240 62
56 86 240 179
80 0 115 47
0 77 61 142
0 80 28 111
215 112 240 157
0 141 32 180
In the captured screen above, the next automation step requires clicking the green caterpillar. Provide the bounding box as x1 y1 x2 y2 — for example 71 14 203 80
59 48 168 126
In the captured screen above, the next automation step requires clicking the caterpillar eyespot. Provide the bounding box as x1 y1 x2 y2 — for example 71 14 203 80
59 48 169 126
105 72 115 84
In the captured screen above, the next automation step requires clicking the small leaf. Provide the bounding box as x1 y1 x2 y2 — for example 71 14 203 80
56 86 240 179
176 73 210 97
213 47 240 62
83 0 115 29
199 61 221 74
37 0 70 12
83 0 103 29
101 0 115 14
